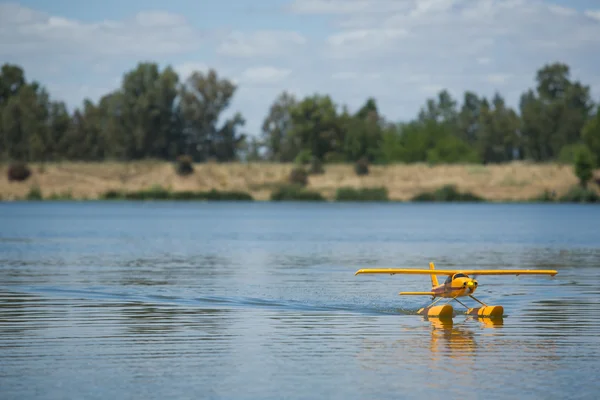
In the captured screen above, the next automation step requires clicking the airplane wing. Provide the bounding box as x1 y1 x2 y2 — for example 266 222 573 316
457 269 558 276
354 268 557 276
355 268 454 276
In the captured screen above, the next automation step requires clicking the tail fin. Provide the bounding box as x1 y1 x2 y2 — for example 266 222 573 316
430 262 439 287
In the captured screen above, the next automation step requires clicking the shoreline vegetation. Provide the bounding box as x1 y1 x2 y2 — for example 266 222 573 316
1 60 599 204
1 161 598 203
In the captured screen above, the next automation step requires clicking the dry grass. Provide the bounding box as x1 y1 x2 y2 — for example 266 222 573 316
0 160 595 201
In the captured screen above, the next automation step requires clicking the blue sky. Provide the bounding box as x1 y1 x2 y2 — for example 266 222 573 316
2 0 600 136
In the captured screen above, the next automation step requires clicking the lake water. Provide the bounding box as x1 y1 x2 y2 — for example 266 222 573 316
1 202 599 399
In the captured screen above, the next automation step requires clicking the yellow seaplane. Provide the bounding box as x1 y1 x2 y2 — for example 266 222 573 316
355 262 558 319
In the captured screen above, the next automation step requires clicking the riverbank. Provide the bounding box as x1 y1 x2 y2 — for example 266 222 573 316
1 160 598 202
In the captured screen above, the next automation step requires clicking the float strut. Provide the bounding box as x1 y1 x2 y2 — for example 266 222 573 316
469 295 488 307
453 298 470 309
424 296 444 309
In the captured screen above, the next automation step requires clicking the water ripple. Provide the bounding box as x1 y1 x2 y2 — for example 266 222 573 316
1 203 600 399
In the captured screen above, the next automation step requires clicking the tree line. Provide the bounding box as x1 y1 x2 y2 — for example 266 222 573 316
1 61 599 167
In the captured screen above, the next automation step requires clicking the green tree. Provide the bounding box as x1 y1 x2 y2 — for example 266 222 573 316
582 105 600 166
457 91 483 145
377 123 405 163
427 135 481 164
261 91 298 162
477 93 520 163
118 62 181 159
418 89 459 127
0 83 50 161
47 101 71 159
574 146 594 188
62 99 104 160
520 62 594 161
178 69 245 161
288 94 343 162
342 97 383 162
0 64 26 106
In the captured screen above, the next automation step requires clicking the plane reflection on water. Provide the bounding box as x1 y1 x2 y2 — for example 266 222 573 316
356 314 506 377
426 316 504 362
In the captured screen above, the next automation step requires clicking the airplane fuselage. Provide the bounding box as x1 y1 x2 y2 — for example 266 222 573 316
432 273 478 298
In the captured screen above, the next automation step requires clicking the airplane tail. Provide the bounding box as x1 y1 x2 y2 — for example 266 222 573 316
430 262 439 287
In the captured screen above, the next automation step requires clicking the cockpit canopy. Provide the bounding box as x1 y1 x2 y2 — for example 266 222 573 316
444 273 470 284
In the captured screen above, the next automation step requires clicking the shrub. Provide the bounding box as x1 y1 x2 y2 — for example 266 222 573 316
411 185 484 202
309 157 325 175
289 167 308 186
26 185 42 200
101 187 254 201
558 186 599 203
355 157 369 176
270 184 325 201
426 136 481 164
7 162 31 182
574 146 594 188
558 143 590 164
335 187 389 201
196 189 253 201
323 152 346 163
102 190 124 200
294 150 312 165
47 190 74 200
124 185 171 200
175 155 194 176
531 189 557 202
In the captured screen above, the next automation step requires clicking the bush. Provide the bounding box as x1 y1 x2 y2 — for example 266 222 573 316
558 143 590 164
270 184 325 201
426 136 481 164
558 186 599 203
323 152 346 163
335 187 389 201
175 155 194 176
26 185 42 200
192 189 253 201
124 185 171 200
289 167 308 186
574 146 594 188
7 162 31 182
531 189 557 202
411 185 484 202
100 187 254 201
355 157 369 175
47 190 74 200
102 190 124 200
294 150 312 165
309 157 325 175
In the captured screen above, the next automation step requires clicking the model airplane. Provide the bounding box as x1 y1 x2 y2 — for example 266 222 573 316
355 262 558 319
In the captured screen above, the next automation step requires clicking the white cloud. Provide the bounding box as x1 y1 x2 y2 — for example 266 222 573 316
321 0 598 61
585 9 600 21
241 66 292 85
287 0 600 121
326 28 409 58
217 30 307 57
287 0 412 15
332 71 381 81
420 84 446 95
486 74 512 84
0 3 202 60
332 71 358 80
175 62 210 81
548 5 577 17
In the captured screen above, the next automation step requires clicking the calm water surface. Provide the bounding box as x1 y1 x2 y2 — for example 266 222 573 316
1 202 599 399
